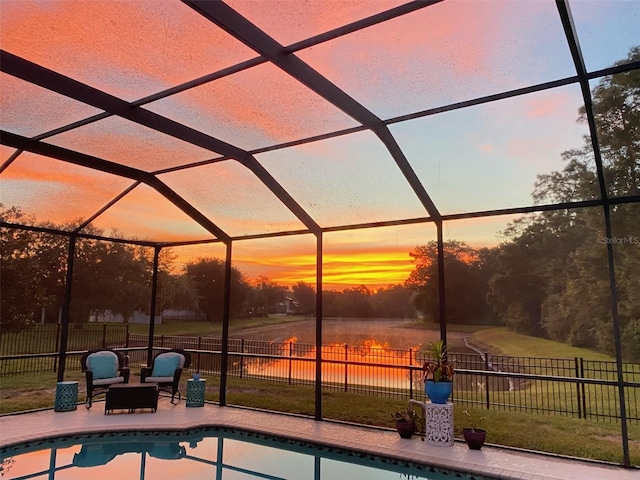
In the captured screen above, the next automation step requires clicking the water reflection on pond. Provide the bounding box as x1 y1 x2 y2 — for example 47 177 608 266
231 319 477 390
244 337 421 389
231 318 456 349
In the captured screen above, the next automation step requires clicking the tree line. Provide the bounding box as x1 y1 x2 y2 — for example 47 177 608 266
1 48 638 360
404 48 639 360
0 218 415 330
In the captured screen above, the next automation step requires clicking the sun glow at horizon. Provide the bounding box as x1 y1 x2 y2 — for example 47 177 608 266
236 248 417 291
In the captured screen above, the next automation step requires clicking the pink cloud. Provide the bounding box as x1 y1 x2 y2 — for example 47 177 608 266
226 0 407 46
1 152 133 223
0 0 255 98
525 91 576 119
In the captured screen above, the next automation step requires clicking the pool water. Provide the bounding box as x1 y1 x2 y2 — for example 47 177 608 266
0 428 494 480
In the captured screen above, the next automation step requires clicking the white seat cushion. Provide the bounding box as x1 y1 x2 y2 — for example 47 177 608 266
93 376 125 386
144 376 174 383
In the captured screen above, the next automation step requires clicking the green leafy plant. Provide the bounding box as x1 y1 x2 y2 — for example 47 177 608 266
422 339 455 382
462 409 486 432
392 408 425 441
392 408 418 423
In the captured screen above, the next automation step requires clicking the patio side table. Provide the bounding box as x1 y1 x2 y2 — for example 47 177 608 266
425 402 454 447
186 378 206 407
55 381 78 412
105 383 159 414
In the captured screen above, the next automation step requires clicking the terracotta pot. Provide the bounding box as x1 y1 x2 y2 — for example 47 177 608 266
463 428 487 450
395 420 415 439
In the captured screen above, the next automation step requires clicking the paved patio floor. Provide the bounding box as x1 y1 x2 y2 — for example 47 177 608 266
0 399 637 480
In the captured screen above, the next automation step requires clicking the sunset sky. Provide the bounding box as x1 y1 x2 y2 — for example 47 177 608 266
1 0 638 290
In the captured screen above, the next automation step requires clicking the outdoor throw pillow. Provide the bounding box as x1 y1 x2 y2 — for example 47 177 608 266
89 354 118 379
152 354 181 377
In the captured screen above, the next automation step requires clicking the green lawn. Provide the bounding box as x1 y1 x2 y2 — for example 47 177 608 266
469 327 614 361
127 315 312 336
216 377 640 466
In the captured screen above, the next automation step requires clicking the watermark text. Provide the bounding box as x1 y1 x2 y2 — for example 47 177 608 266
599 236 639 245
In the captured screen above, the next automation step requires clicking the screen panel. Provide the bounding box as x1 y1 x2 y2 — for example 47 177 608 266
298 0 575 119
257 130 428 228
0 73 102 138
390 84 595 215
0 152 135 229
45 116 218 171
225 0 408 46
160 160 307 237
588 72 640 200
146 62 359 152
0 0 257 101
83 183 219 243
569 0 640 73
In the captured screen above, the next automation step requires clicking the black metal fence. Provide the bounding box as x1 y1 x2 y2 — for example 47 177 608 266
1 327 638 423
0 324 129 375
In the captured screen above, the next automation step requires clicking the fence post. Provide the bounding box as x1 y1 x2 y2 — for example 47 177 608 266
288 341 293 386
239 338 245 379
101 323 107 349
409 348 414 399
580 357 587 419
123 325 130 366
53 323 61 373
344 344 348 392
197 336 202 373
574 357 582 419
485 352 490 409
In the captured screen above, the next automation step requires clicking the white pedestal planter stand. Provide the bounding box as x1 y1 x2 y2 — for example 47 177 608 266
408 399 454 447
425 402 454 446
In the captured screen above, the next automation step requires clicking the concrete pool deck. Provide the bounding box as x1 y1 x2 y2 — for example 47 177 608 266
0 400 636 480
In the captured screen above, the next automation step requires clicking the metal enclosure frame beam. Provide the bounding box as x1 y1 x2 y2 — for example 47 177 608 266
183 0 442 222
146 246 162 367
0 130 232 243
0 49 321 236
556 0 629 467
56 234 76 383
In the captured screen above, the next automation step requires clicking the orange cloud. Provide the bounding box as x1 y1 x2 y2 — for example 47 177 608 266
2 1 358 149
227 0 407 46
479 144 494 153
46 116 215 171
1 152 133 223
86 184 217 242
147 62 358 150
0 0 255 98
235 248 415 291
525 91 575 118
229 228 427 291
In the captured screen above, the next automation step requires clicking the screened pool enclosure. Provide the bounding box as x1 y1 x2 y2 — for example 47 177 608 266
1 0 639 468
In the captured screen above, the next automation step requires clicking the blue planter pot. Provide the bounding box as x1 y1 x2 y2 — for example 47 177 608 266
425 380 453 404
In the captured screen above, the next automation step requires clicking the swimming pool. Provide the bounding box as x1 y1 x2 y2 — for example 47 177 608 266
0 428 496 480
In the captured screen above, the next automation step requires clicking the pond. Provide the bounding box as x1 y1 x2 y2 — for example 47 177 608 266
230 318 474 352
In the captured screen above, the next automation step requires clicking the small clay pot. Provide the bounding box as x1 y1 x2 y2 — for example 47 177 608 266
463 428 487 450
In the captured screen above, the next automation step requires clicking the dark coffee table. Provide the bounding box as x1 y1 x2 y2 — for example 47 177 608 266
105 383 158 414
